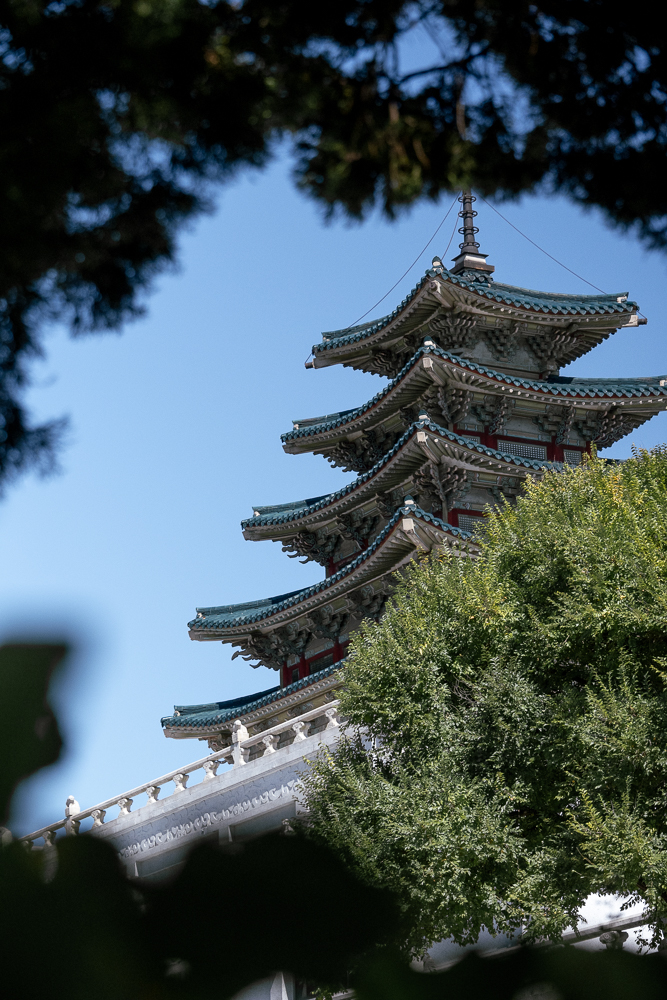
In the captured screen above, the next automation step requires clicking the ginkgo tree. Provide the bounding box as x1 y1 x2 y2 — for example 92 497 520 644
302 448 667 955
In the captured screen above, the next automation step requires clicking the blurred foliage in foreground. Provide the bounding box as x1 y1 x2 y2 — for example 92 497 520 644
2 635 667 999
303 448 667 955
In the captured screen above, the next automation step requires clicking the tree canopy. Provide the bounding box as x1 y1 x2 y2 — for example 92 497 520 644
302 449 667 955
1 1 666 489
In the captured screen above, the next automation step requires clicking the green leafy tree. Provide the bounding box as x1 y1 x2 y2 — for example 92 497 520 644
302 448 667 955
1 1 666 488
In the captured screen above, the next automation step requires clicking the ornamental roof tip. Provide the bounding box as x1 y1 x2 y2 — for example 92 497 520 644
192 504 472 631
250 495 330 518
313 274 637 354
195 588 305 618
162 662 342 730
254 418 561 530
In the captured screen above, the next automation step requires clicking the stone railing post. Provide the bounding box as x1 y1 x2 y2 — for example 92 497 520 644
118 797 133 817
263 734 279 754
91 809 106 828
202 760 219 781
231 719 250 766
146 785 161 804
292 720 308 742
65 795 80 835
173 773 189 793
599 930 628 950
325 707 340 729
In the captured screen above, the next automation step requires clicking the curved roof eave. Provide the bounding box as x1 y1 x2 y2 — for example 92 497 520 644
161 663 342 733
284 346 667 448
244 419 558 538
189 504 473 637
312 267 638 359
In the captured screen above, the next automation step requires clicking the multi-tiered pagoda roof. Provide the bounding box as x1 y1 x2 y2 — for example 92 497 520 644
162 194 667 748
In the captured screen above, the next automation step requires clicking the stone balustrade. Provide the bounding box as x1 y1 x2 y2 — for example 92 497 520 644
20 700 340 850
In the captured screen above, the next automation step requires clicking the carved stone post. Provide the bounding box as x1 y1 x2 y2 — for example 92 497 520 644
146 784 161 803
118 797 133 817
231 719 250 766
262 734 279 754
173 773 189 793
91 809 106 828
292 720 308 742
42 830 56 848
599 930 628 950
65 795 80 835
202 760 219 781
325 707 340 729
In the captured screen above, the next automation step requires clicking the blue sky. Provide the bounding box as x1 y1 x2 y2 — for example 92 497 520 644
3 156 667 834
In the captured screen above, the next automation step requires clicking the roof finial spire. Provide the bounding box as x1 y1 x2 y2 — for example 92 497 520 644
450 191 494 279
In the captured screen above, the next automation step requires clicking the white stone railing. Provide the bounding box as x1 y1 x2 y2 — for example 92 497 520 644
20 701 341 850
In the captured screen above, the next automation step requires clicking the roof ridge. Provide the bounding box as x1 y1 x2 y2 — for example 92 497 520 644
196 588 306 617
491 280 627 302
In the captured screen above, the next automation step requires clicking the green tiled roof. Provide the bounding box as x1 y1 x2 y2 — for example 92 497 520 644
250 497 330 518
285 346 667 445
196 589 306 621
161 662 341 731
192 504 470 632
247 418 559 531
314 268 636 356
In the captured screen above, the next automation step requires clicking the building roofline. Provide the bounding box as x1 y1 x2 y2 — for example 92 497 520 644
190 503 472 632
285 345 667 446
313 267 637 358
244 418 558 532
162 663 341 732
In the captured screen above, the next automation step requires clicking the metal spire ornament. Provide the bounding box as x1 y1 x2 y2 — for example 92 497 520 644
450 191 494 278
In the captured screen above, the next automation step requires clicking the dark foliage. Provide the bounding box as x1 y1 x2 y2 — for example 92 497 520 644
1 1 665 486
0 642 66 823
2 640 667 998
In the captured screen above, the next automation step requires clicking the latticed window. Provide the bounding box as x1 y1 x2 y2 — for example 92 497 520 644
497 439 547 460
563 449 583 466
458 513 485 534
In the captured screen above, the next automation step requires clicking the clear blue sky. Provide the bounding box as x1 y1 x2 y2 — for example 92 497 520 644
3 156 667 834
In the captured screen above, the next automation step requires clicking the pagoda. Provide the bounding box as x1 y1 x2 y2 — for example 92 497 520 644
162 194 667 749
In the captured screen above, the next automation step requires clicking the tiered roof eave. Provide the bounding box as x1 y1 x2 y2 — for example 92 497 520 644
310 266 642 377
283 345 667 463
243 418 560 546
189 503 475 643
